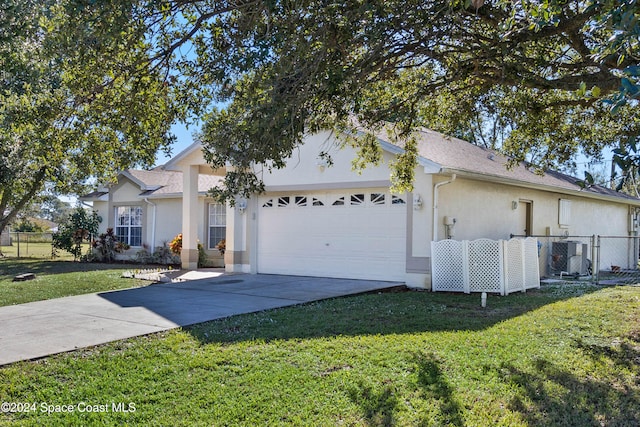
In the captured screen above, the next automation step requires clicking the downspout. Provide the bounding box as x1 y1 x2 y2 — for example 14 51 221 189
433 173 456 242
144 198 157 250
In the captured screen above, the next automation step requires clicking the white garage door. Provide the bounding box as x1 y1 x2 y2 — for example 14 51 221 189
257 189 407 281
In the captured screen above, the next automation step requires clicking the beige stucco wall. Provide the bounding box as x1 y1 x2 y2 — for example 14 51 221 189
92 174 224 266
92 181 146 238
151 196 224 266
434 176 632 242
165 145 225 175
111 180 143 203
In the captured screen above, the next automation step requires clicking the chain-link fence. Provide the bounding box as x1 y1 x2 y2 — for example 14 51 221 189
0 232 55 258
512 234 640 285
597 236 640 285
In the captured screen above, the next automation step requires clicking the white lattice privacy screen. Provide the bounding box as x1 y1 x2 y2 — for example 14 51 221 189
431 237 540 295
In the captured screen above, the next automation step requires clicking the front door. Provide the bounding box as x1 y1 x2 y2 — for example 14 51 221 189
518 200 533 236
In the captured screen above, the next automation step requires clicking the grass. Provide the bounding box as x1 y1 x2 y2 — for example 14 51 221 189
0 242 91 260
0 259 148 306
0 282 638 426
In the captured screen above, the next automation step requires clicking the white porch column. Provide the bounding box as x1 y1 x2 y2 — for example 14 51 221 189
181 165 199 269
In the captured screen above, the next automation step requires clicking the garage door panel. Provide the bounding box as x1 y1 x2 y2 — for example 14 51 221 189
258 190 406 281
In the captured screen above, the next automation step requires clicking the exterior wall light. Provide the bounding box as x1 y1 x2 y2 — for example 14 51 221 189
236 199 247 214
413 194 423 210
316 158 329 171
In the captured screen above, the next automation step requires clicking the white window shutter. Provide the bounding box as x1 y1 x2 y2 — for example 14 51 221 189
558 199 571 228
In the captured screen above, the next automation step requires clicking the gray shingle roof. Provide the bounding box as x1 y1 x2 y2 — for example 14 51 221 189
86 128 639 205
411 128 640 203
124 169 224 198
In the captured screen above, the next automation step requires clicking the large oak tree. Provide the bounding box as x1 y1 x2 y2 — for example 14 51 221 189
166 0 640 198
0 0 180 237
3 0 639 226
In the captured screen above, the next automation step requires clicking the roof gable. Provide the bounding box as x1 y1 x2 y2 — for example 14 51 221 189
82 168 223 200
163 141 205 170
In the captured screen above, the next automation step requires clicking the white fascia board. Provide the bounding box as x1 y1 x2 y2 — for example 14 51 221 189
138 191 210 200
421 161 443 174
162 141 203 171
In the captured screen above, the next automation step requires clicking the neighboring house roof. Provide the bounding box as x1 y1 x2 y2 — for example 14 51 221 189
384 127 640 206
10 217 58 232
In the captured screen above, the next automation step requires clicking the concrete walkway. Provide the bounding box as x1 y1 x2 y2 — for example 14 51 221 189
0 274 399 366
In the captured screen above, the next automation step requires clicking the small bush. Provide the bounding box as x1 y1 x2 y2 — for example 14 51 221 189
169 233 206 267
198 243 207 268
52 208 101 261
87 228 128 263
153 243 181 265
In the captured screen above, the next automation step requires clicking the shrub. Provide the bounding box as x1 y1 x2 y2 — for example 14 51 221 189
88 228 128 263
153 243 181 265
169 233 182 254
169 233 207 267
216 239 226 255
52 207 101 261
134 243 179 265
197 243 207 268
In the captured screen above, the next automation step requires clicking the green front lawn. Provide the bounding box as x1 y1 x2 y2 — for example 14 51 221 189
0 259 147 306
1 283 638 426
0 242 91 260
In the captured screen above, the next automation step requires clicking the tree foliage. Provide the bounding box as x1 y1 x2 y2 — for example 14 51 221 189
3 0 640 209
39 195 72 223
13 219 47 233
0 0 180 236
156 0 640 198
52 207 101 261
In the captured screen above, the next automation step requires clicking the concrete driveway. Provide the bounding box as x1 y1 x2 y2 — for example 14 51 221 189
0 274 399 366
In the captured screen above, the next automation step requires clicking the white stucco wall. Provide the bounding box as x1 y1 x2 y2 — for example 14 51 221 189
92 200 109 235
257 131 436 287
410 172 434 258
434 176 633 241
149 198 183 248
262 131 396 187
